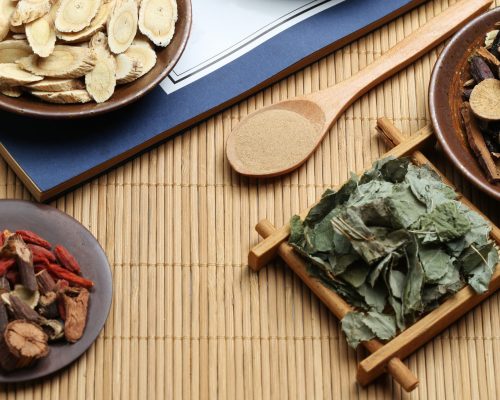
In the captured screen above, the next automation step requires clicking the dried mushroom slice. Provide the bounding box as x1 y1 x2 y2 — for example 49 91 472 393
26 77 84 92
0 63 43 85
469 79 500 121
107 0 138 54
17 45 96 78
115 53 142 84
138 0 177 47
30 88 92 103
0 40 32 63
85 32 116 103
10 0 52 26
25 13 56 57
56 1 114 43
123 42 156 77
55 0 102 33
0 0 16 42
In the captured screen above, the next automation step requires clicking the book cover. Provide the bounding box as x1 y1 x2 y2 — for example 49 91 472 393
0 0 425 201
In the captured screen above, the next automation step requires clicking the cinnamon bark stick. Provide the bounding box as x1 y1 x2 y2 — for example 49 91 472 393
461 102 500 182
1 235 37 292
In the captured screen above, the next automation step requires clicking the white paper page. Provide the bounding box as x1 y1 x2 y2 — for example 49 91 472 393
161 0 346 94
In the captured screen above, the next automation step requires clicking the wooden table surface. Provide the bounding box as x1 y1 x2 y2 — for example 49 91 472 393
1 1 499 399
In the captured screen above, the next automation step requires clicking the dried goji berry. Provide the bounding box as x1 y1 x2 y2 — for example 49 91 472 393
57 299 66 321
28 244 56 262
16 230 51 249
0 258 16 276
46 264 93 289
54 245 81 274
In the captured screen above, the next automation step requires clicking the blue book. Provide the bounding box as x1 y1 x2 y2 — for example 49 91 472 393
0 0 425 201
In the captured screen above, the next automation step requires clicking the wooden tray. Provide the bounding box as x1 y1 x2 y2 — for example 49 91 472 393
248 117 500 392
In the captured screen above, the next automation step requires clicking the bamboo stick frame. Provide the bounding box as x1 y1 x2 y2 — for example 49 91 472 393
248 118 500 392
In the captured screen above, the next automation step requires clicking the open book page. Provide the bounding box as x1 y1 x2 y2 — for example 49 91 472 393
161 0 346 93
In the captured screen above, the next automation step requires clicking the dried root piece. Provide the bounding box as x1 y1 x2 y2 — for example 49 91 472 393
55 0 102 33
0 86 22 98
0 235 38 292
0 40 32 63
10 0 52 26
25 13 56 57
30 89 92 103
56 1 113 43
107 0 138 54
0 0 16 42
123 42 156 77
26 77 84 92
62 287 89 343
470 79 500 121
17 45 96 78
85 32 116 103
0 320 49 371
138 0 177 47
115 53 142 84
0 64 41 86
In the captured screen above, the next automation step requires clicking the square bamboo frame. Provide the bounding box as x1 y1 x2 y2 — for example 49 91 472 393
248 118 500 392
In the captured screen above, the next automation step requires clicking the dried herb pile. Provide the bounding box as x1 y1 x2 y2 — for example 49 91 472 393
288 158 498 348
460 25 500 182
0 229 93 372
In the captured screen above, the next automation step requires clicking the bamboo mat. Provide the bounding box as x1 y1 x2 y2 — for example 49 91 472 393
1 0 500 399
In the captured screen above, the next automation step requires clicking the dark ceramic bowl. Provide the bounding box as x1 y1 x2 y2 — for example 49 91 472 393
429 7 499 201
0 200 112 383
0 0 192 119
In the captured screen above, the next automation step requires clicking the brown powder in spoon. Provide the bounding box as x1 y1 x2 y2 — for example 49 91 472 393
232 109 321 174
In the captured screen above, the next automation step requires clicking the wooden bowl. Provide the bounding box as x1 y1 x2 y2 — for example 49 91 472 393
0 0 192 119
0 200 112 383
429 7 500 201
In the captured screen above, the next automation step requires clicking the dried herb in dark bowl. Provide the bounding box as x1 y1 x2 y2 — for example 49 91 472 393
460 25 500 183
289 157 498 348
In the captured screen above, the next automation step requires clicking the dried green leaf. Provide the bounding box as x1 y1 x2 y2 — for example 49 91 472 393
405 164 456 209
341 312 375 348
339 262 371 288
418 246 454 282
364 310 397 341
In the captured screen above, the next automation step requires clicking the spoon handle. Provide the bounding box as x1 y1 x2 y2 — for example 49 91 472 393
311 0 492 122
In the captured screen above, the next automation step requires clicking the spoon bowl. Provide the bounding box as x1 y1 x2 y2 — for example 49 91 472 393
226 0 492 178
226 99 325 176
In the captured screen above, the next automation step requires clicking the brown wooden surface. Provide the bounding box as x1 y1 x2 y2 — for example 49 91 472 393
0 0 499 399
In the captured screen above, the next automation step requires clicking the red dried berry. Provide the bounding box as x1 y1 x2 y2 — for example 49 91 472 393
16 230 51 249
54 245 81 274
28 244 56 263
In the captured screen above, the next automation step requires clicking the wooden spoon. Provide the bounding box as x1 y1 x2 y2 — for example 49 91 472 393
226 0 492 178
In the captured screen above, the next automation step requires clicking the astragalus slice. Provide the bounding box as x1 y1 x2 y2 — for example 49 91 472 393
55 0 102 33
0 63 43 85
30 88 92 103
107 0 138 54
138 0 177 47
17 45 96 78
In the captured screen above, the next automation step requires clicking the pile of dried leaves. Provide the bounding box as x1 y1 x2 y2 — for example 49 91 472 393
289 157 498 348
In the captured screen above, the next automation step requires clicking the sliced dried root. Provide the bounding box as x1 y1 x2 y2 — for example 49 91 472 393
123 42 156 78
17 45 96 78
86 32 116 103
0 40 32 63
30 89 92 103
26 77 84 92
138 0 177 47
0 63 43 85
115 53 142 84
56 1 113 43
0 86 22 98
10 0 52 27
12 34 28 40
25 13 56 57
55 0 102 33
0 0 16 42
107 0 138 54
469 79 500 121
